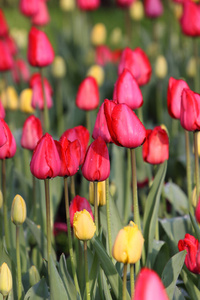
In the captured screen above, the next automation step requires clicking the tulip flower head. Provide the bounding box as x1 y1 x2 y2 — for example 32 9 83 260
29 265 40 287
0 119 16 159
95 45 113 66
12 58 30 84
195 197 200 224
89 180 106 206
0 9 9 38
178 233 200 274
112 221 144 264
130 1 144 21
19 0 40 17
0 119 7 147
73 209 96 241
30 133 61 179
81 136 110 182
21 115 43 151
19 89 35 114
0 40 14 72
0 263 12 297
87 64 105 87
142 126 169 165
31 0 50 26
51 56 66 79
76 76 99 111
144 0 163 18
116 0 136 8
155 55 168 79
11 194 27 226
133 268 169 300
1 86 18 111
77 0 100 11
91 23 107 46
180 0 200 37
4 35 18 56
69 195 94 227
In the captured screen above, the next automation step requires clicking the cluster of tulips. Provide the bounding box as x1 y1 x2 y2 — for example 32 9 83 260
0 0 200 299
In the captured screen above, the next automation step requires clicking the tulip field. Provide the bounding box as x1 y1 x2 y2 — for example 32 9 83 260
1 0 200 299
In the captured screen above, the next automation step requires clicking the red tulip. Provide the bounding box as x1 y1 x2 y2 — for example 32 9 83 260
113 68 143 110
180 1 200 37
133 268 169 300
95 45 113 66
12 59 30 84
118 47 152 86
92 102 113 144
112 49 122 64
167 77 189 119
60 126 90 165
104 99 146 148
178 233 200 274
0 119 16 159
4 35 18 56
27 27 54 68
0 118 7 147
31 0 50 26
19 0 40 17
81 136 110 182
116 0 136 8
0 40 14 71
76 76 99 111
21 115 43 151
53 222 68 236
77 0 100 10
0 101 6 119
30 133 61 179
55 136 81 177
69 195 94 227
144 0 163 18
195 197 200 224
0 9 9 37
29 73 52 91
142 126 169 165
180 88 200 131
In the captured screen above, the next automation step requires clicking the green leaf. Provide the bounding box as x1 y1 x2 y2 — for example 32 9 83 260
143 161 167 253
24 278 49 300
181 268 200 300
161 251 186 299
49 255 69 300
163 182 188 214
146 240 165 269
173 286 186 300
189 213 200 240
91 236 131 300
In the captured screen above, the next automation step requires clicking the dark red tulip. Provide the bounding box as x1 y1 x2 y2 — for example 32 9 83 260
0 118 16 159
142 126 169 165
30 133 61 179
69 195 94 227
53 222 68 236
116 0 136 8
0 9 9 37
0 40 14 71
19 0 40 17
180 1 200 37
21 115 43 151
113 68 143 110
27 27 54 67
144 0 163 18
81 136 110 182
76 76 99 111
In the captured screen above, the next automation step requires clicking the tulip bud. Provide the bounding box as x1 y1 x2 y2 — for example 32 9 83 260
51 56 66 78
112 221 144 264
19 89 35 114
186 57 196 78
87 65 105 87
69 195 94 227
195 197 200 224
155 55 168 79
0 119 16 159
21 115 43 151
1 86 18 111
0 40 13 72
0 263 12 297
89 181 106 206
76 76 99 111
173 3 183 20
77 0 100 11
31 0 50 27
109 27 122 46
29 265 40 287
60 0 76 11
129 1 144 21
10 28 28 50
91 23 107 46
0 9 9 38
0 190 3 209
73 209 96 241
11 194 27 226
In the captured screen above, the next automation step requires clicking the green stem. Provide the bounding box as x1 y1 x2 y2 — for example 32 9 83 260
123 263 127 300
64 177 80 295
106 177 112 257
130 264 134 299
185 130 192 213
94 181 99 235
32 175 37 223
44 179 51 274
40 68 50 133
194 131 200 207
16 226 22 300
193 38 199 93
56 79 64 136
2 159 10 251
84 241 90 300
124 149 131 224
70 176 76 200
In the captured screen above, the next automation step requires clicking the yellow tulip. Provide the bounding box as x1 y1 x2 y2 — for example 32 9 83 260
19 88 35 114
73 209 96 241
155 55 168 79
1 86 18 110
87 65 105 87
112 221 144 264
10 28 28 50
129 1 144 21
51 56 66 79
89 180 106 206
11 194 27 226
186 57 196 78
0 263 12 297
0 190 3 210
91 23 107 46
60 0 75 11
110 27 122 46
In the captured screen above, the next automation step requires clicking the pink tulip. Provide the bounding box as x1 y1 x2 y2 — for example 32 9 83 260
77 0 100 10
0 9 9 37
180 1 200 37
31 0 50 26
76 76 99 111
21 115 43 151
144 0 163 18
19 0 40 17
0 119 16 159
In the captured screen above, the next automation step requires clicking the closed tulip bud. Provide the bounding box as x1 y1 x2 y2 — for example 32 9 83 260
31 0 50 26
144 0 163 18
89 181 106 206
0 263 12 297
116 0 135 8
192 186 198 207
10 28 28 50
155 55 168 79
0 190 3 209
186 57 196 78
1 86 18 110
29 265 40 287
110 27 122 46
76 76 99 111
118 47 152 86
19 89 35 114
0 119 16 159
77 0 100 11
11 194 27 226
195 197 200 224
0 119 7 147
173 3 183 20
130 1 144 21
73 209 96 241
113 69 143 109
21 115 43 151
112 221 144 264
51 56 66 78
0 10 9 38
60 0 76 11
30 133 61 179
82 136 110 182
87 64 105 87
69 195 94 227
4 35 18 56
30 74 53 110
180 1 200 37
12 58 30 84
28 27 54 67
133 268 169 300
0 40 14 72
19 0 40 17
91 23 107 46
